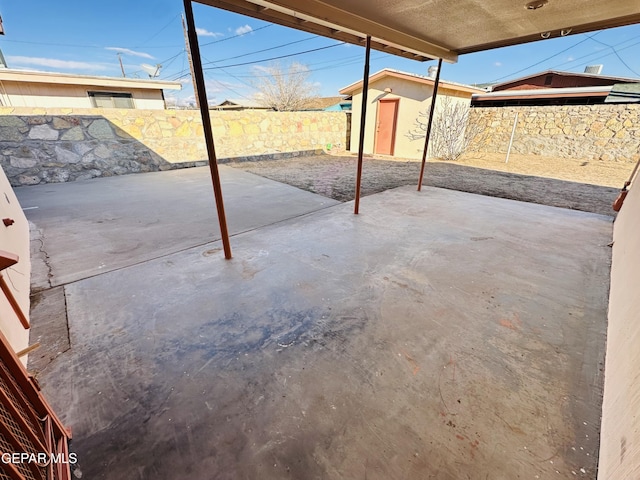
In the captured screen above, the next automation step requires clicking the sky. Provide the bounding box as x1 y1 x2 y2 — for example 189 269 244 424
1 0 640 106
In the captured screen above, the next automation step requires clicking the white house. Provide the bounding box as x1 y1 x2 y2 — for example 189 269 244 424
0 69 181 109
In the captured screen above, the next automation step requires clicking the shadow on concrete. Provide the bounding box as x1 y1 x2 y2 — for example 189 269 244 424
1 114 327 187
421 161 619 217
0 114 208 186
227 155 619 217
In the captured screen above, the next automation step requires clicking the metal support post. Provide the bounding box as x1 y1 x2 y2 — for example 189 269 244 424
183 0 232 259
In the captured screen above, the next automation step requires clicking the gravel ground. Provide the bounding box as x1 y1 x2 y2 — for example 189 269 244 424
226 152 634 217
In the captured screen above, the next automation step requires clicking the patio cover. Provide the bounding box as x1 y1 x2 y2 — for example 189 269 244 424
195 0 640 63
186 0 640 259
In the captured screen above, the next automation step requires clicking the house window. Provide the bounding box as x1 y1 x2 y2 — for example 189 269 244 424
88 91 134 108
544 75 553 86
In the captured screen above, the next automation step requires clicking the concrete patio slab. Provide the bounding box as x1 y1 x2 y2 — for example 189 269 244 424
32 184 611 480
16 166 339 288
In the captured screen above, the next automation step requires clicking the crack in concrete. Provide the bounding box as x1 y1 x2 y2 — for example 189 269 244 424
28 221 54 291
27 222 72 374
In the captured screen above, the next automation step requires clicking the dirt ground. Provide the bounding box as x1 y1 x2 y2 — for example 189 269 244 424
226 152 635 217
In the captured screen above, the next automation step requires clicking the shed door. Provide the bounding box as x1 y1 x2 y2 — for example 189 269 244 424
375 99 399 155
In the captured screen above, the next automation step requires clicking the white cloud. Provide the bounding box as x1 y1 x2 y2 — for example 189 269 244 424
105 47 154 59
494 61 502 67
215 80 246 90
7 56 108 70
196 27 223 37
252 65 274 74
567 56 574 61
235 24 253 35
165 94 196 108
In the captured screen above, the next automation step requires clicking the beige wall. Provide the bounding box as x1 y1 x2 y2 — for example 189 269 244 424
468 104 640 162
0 107 347 185
0 166 31 357
349 78 472 159
598 180 640 480
0 82 166 109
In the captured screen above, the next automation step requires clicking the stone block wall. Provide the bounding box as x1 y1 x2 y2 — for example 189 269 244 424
0 107 347 186
468 104 640 162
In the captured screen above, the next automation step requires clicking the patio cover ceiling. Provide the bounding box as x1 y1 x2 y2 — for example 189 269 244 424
195 0 640 63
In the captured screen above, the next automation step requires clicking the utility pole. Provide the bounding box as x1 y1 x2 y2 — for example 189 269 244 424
182 13 200 108
117 53 126 77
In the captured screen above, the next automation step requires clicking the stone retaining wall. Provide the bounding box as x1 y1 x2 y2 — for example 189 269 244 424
0 107 347 186
468 104 640 162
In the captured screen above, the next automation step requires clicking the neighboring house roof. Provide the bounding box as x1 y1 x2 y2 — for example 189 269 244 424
0 68 181 91
491 70 640 92
212 98 271 110
324 101 352 112
605 83 640 103
339 68 484 95
473 86 612 103
302 96 346 110
214 99 271 109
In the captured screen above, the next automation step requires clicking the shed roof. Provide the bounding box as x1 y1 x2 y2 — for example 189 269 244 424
339 68 484 95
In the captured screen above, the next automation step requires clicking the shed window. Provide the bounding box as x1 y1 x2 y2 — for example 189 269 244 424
544 75 553 86
88 91 134 108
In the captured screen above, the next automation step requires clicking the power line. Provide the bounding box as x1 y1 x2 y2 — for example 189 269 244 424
200 24 273 46
213 53 384 78
203 42 345 70
0 21 271 51
202 36 318 65
160 50 184 72
133 13 181 48
158 49 187 65
488 31 602 83
167 23 278 82
202 55 255 90
208 76 254 101
169 50 382 82
547 37 640 71
585 36 640 77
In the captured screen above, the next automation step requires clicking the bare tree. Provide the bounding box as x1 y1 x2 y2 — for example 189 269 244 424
252 62 319 111
407 97 486 161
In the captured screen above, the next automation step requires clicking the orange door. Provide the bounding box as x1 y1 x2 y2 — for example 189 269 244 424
375 99 399 155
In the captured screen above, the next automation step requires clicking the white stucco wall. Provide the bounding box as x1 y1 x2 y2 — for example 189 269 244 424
0 166 31 358
349 77 473 159
598 179 640 480
0 82 167 109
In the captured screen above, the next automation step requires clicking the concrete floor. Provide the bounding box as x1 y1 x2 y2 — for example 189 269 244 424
16 166 339 288
20 167 612 479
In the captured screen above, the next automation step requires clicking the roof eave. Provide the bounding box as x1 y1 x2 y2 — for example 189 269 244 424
339 68 483 95
0 69 182 90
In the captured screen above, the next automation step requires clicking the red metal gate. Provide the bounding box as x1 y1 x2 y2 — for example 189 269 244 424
0 328 71 480
0 253 71 480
